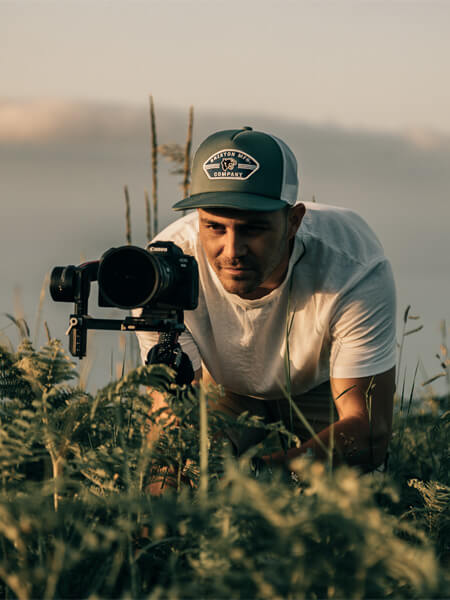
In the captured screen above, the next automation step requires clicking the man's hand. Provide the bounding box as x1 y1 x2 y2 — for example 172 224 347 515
265 366 395 472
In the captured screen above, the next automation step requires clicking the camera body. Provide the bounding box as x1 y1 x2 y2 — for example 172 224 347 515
49 241 199 359
50 241 198 313
97 241 198 311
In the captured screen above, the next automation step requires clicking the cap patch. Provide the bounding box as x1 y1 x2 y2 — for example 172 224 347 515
203 149 260 180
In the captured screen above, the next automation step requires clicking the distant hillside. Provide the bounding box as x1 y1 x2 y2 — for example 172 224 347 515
0 98 449 394
1 98 448 267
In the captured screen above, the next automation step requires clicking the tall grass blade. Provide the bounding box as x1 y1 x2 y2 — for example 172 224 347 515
33 272 50 347
144 188 152 241
281 386 330 458
396 305 410 390
182 105 194 214
407 360 420 417
199 384 208 501
422 372 446 386
405 325 424 336
149 95 158 235
4 313 29 340
328 394 335 474
44 320 51 343
124 184 132 245
79 331 96 390
400 366 407 413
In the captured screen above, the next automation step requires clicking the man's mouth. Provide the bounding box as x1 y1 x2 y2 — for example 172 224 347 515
220 265 253 274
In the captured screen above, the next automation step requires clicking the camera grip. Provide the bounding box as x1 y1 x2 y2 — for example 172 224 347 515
145 341 194 386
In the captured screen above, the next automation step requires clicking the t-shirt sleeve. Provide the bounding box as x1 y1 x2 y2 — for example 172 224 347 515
134 328 202 373
329 259 397 379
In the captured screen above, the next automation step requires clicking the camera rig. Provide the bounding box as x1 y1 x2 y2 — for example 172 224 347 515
64 279 186 360
50 242 198 385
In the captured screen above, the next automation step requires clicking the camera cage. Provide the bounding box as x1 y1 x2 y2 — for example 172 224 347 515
63 259 187 360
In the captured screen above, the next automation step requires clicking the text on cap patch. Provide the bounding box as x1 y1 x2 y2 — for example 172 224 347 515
203 149 260 180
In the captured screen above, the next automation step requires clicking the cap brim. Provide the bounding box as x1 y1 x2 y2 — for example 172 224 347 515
173 192 288 212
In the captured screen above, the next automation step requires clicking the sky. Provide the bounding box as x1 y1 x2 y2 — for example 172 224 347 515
2 0 450 135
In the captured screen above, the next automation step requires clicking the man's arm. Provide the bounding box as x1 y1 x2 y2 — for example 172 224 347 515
265 366 395 472
146 367 203 445
271 258 397 472
146 368 202 495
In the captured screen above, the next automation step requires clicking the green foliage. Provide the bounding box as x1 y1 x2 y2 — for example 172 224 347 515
0 338 448 598
390 403 450 484
406 479 450 566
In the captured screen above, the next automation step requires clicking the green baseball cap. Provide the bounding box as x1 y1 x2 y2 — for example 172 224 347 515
172 126 299 212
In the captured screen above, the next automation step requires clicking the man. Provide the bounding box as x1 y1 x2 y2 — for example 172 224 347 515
136 126 396 473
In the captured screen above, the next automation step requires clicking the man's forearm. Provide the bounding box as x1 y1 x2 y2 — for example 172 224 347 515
264 415 389 471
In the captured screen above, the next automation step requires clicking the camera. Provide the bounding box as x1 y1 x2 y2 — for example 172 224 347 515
50 241 199 361
51 241 198 311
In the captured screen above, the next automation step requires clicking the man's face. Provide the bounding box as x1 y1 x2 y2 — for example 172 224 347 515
198 206 303 299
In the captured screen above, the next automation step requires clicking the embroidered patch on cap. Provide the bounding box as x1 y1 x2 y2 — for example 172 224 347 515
203 149 260 180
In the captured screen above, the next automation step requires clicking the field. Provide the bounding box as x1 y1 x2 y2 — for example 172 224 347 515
0 324 448 599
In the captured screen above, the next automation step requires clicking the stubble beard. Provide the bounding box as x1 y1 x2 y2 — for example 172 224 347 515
212 239 289 298
213 261 263 297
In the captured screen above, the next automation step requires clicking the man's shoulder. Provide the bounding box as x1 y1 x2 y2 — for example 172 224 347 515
153 211 199 252
299 202 385 267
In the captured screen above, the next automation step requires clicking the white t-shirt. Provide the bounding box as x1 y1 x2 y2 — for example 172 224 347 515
134 202 396 400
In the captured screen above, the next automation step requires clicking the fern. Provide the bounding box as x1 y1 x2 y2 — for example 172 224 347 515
0 338 448 598
408 479 450 563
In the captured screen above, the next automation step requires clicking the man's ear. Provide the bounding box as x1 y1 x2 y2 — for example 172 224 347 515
287 203 305 239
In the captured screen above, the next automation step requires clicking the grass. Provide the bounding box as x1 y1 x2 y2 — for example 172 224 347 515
0 327 448 599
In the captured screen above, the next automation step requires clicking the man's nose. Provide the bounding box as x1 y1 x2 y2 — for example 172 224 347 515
223 230 247 259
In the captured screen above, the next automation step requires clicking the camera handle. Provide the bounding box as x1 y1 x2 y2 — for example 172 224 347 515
145 330 194 386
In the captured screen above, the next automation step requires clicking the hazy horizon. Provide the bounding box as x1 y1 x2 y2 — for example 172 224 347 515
1 98 448 396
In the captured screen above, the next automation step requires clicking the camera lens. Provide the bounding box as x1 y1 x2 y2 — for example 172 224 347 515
98 246 166 309
49 265 77 302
